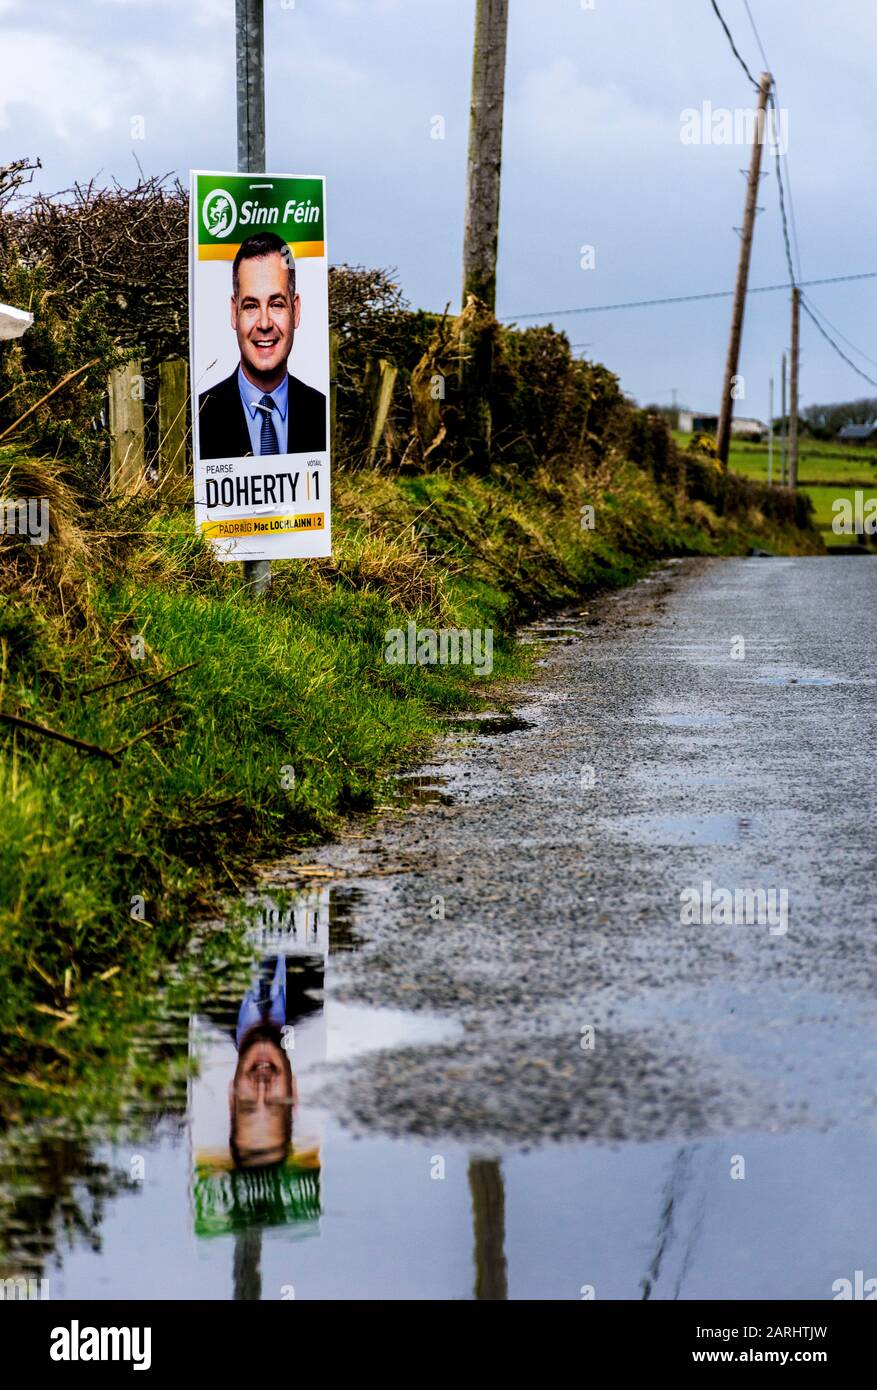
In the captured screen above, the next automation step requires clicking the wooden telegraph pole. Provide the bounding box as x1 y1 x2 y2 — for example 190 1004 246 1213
788 286 800 489
235 0 271 595
716 71 772 468
767 375 774 486
468 1157 508 1300
462 0 509 312
780 350 787 484
460 0 509 469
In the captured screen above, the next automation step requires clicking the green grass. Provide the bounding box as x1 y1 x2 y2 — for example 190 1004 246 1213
672 429 877 481
805 485 877 542
0 454 820 1125
726 437 877 486
672 431 877 548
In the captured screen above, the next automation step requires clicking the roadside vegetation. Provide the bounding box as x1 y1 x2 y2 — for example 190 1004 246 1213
673 430 877 549
0 170 821 1125
727 439 877 549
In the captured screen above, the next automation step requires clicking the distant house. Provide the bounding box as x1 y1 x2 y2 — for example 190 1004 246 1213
677 411 767 442
730 417 768 442
678 411 718 434
837 423 877 445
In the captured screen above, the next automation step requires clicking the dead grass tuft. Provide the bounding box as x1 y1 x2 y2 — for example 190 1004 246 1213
0 446 93 618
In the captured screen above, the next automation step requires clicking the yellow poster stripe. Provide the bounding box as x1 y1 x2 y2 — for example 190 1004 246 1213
198 240 325 261
201 513 325 539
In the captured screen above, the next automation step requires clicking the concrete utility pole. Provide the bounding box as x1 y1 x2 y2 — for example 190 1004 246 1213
462 0 510 312
788 286 800 489
780 351 787 485
236 0 271 595
716 71 772 467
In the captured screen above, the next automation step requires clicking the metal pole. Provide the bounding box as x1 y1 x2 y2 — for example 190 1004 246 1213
789 286 800 489
236 0 271 595
716 71 772 467
767 375 773 485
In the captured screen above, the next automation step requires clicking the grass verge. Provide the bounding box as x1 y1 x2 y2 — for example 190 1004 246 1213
0 450 820 1123
672 431 877 549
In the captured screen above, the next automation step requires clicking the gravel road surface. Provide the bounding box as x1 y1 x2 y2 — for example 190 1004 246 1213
275 556 877 1146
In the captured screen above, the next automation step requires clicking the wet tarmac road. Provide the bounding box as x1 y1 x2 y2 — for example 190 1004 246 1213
11 555 877 1300
289 556 877 1152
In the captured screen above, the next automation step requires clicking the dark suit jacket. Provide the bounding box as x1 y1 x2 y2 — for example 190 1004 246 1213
197 368 327 459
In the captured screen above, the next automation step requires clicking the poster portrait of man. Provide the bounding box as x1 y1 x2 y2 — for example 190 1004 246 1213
190 171 331 561
197 231 326 460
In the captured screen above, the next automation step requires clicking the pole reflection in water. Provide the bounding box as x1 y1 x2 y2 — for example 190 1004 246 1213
468 1157 508 1300
233 1228 262 1303
187 889 329 1289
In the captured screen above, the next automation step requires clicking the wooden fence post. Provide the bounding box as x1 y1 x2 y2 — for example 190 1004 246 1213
329 329 340 457
158 358 189 491
368 360 398 466
108 360 145 495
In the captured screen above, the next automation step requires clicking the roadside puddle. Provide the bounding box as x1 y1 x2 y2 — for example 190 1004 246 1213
746 666 847 687
392 773 455 806
3 856 876 1300
604 812 762 846
442 713 533 735
636 712 748 728
0 884 460 1295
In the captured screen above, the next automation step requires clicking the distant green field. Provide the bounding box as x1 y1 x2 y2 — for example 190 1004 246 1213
672 431 877 548
806 485 877 541
727 438 877 485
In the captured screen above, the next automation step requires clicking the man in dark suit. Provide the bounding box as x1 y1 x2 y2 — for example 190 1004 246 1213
197 231 327 459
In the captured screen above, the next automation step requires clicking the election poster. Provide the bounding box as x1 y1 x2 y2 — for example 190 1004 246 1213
189 170 331 561
188 888 329 1238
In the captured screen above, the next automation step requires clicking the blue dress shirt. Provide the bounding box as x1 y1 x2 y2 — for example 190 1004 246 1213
237 365 289 455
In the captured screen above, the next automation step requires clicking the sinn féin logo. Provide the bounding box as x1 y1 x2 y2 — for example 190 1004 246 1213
203 188 237 239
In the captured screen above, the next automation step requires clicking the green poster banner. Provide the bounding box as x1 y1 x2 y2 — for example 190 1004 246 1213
189 167 332 562
194 171 325 260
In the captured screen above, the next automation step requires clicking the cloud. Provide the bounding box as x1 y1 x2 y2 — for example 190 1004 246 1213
0 27 223 144
94 0 227 22
510 57 677 168
0 31 122 139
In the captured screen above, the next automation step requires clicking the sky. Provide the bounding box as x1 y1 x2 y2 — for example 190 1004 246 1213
2 0 876 421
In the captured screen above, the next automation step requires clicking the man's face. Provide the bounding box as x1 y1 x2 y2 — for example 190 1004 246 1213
230 1033 295 1168
231 253 300 385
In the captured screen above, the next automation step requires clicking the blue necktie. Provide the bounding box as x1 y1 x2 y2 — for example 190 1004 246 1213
257 394 279 455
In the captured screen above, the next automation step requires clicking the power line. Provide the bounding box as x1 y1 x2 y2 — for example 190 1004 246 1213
768 92 797 286
741 0 770 72
709 4 876 394
502 271 877 321
708 2 799 290
800 296 877 388
738 1 801 287
709 0 760 89
729 3 877 388
780 149 803 281
800 296 877 369
561 4 874 399
741 0 803 278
